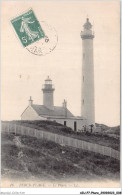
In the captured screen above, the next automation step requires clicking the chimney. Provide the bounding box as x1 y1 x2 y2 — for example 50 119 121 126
62 99 67 117
29 96 33 106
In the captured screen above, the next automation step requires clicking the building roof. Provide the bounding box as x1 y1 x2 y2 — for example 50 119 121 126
31 104 74 117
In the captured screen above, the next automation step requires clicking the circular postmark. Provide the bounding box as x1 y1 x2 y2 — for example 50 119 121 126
26 21 58 56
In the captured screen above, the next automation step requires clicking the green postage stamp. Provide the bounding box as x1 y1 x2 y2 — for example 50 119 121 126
11 9 45 47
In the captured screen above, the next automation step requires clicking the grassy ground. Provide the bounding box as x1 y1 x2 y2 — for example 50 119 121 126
96 123 120 135
1 132 120 182
3 120 120 151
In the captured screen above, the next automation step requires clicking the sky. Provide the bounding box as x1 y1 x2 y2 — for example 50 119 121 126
1 1 120 126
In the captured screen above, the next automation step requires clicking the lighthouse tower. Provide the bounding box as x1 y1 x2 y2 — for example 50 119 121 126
80 18 95 127
42 76 55 110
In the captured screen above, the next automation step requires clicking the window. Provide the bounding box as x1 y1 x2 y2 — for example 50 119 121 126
64 121 66 126
74 121 77 131
83 76 84 82
83 53 85 59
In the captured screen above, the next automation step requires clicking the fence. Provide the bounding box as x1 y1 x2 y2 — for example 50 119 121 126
1 122 120 160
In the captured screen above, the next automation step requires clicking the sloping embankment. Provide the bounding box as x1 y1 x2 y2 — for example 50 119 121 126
1 132 120 182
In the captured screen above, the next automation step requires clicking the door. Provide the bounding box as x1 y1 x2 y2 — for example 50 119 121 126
64 121 66 126
74 121 77 131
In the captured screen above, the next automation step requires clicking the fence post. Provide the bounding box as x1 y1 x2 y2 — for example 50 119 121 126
1 123 3 131
27 127 29 135
103 146 105 156
54 134 56 143
93 143 95 152
110 147 112 158
111 148 114 159
39 131 41 138
62 136 63 145
21 126 23 135
35 129 37 138
15 124 16 135
8 124 10 134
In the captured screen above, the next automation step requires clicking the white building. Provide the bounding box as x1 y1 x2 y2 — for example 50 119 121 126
21 76 87 131
21 18 95 132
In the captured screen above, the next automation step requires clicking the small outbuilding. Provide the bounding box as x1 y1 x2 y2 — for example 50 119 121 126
21 76 87 131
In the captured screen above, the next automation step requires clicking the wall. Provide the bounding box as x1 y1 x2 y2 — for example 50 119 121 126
21 106 46 120
82 38 95 126
1 122 120 161
43 91 54 110
50 118 87 131
21 105 87 131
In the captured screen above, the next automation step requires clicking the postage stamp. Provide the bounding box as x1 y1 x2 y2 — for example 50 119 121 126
11 9 45 47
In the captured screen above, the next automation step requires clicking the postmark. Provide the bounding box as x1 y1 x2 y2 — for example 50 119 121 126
26 21 58 56
11 9 58 56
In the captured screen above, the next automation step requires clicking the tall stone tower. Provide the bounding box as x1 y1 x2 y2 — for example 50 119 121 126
42 76 55 110
80 18 95 126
